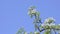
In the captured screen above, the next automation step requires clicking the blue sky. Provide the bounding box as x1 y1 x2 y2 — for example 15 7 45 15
0 0 60 34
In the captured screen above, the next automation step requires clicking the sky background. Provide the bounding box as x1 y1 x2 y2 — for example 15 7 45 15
0 0 60 34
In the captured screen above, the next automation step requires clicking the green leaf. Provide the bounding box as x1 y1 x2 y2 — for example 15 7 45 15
44 30 50 34
34 31 40 34
30 32 33 34
16 27 25 34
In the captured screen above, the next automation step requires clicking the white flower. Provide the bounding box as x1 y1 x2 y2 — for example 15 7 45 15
49 23 55 27
28 9 37 14
34 31 40 34
24 32 28 34
44 17 55 24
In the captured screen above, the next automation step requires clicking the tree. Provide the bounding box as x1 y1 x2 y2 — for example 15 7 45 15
16 6 60 34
